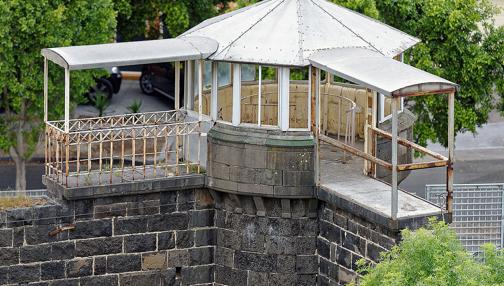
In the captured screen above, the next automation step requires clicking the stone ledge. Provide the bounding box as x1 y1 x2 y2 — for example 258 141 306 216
43 174 205 200
208 122 314 148
316 186 446 231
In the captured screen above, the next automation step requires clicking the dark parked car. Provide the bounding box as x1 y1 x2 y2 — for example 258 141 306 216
139 63 184 103
86 67 122 103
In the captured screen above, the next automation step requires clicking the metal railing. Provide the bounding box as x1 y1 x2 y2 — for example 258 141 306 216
45 110 205 188
426 184 503 255
320 91 357 147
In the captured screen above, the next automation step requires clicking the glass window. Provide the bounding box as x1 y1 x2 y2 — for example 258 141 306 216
289 67 309 128
192 61 212 116
240 64 259 124
217 62 232 122
260 66 278 126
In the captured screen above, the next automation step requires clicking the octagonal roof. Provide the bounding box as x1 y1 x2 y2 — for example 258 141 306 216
179 0 420 66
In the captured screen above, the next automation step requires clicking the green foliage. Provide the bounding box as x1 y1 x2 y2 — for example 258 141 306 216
115 0 227 40
331 0 379 19
376 0 504 147
127 99 143 114
356 220 504 286
93 93 109 117
0 0 116 160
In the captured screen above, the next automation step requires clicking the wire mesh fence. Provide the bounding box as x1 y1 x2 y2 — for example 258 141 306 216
0 190 48 198
426 183 504 255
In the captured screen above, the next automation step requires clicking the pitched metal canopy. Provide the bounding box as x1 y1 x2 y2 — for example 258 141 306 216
180 0 419 66
309 47 458 97
41 37 218 70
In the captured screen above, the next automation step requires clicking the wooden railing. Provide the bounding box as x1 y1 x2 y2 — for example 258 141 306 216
45 110 205 188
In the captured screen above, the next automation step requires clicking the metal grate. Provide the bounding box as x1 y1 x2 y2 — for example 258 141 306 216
0 190 48 198
426 184 504 255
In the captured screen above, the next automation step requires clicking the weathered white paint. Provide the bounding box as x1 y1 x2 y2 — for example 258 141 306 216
175 61 180 110
391 97 399 220
258 65 262 126
44 57 48 122
232 63 241 126
186 60 194 110
279 67 290 131
64 68 70 133
198 60 203 121
211 61 218 121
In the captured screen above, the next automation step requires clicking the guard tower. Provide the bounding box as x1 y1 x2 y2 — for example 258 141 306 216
40 1 457 284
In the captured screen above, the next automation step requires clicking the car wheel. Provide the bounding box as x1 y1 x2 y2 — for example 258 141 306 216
140 73 155 95
87 78 114 103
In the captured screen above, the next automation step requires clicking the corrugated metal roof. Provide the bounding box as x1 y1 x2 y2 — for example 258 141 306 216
41 37 218 70
180 0 419 66
309 47 457 97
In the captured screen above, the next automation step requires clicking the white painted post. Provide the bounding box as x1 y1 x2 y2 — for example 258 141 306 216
186 60 193 110
447 91 455 219
198 60 203 121
174 61 180 110
64 68 70 133
314 67 320 185
279 67 290 131
232 63 241 126
258 65 262 126
391 96 399 220
44 57 48 122
211 61 218 121
307 66 312 131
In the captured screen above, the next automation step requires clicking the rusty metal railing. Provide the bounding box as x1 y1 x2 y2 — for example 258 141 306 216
45 110 205 188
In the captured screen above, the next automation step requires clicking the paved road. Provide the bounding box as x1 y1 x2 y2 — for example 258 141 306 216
401 121 504 198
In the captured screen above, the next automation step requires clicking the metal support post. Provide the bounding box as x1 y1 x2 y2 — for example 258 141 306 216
211 61 218 121
198 60 203 121
258 66 262 126
279 67 290 131
232 63 241 126
391 96 399 220
447 91 455 222
175 61 180 110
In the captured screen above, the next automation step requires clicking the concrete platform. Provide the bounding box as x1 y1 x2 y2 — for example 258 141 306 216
317 142 443 230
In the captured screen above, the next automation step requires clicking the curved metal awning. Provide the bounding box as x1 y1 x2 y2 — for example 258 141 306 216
41 36 218 70
309 47 458 97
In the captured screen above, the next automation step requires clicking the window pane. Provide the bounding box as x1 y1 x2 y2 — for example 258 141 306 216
260 66 278 126
217 62 232 122
289 67 309 128
241 64 259 124
201 61 211 116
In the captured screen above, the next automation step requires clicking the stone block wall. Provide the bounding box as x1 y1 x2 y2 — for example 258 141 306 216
212 194 319 286
317 202 398 286
206 123 315 199
0 189 215 286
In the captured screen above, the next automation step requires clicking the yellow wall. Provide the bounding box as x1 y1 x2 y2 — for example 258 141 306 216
195 82 372 138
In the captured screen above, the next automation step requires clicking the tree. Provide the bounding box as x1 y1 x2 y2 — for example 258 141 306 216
355 220 504 286
376 0 504 147
0 0 116 190
114 0 228 41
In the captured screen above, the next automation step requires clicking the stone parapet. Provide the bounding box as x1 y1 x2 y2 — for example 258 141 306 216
207 123 315 198
0 189 215 286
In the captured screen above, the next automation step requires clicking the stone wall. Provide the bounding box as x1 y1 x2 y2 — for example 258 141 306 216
206 123 315 199
0 189 215 286
211 193 319 286
317 202 399 286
